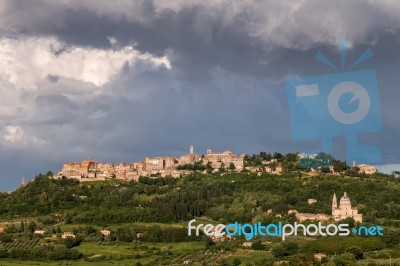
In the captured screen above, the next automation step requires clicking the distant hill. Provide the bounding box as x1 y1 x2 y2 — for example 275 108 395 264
1 171 400 226
375 164 400 174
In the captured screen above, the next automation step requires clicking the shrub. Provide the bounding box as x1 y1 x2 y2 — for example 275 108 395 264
346 246 364 260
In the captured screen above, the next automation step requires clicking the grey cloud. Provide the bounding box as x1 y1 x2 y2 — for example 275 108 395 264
2 0 400 80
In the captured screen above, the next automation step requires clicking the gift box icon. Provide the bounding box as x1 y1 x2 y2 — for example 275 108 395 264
285 40 382 164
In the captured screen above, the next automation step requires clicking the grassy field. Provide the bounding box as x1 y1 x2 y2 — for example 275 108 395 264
58 217 218 230
155 241 205 255
0 260 148 265
74 241 204 256
225 251 273 264
73 242 140 257
57 224 100 232
0 241 205 266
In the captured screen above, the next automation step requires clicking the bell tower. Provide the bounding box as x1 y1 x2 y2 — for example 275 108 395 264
21 176 27 187
332 193 337 215
189 146 195 162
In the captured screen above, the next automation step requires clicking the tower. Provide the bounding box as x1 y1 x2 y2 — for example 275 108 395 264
21 176 27 187
189 146 194 162
332 193 337 214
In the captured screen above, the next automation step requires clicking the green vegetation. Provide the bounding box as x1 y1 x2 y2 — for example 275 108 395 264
176 160 209 171
0 156 400 265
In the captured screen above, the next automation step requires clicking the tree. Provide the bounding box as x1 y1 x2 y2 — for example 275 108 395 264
5 224 17 234
254 258 274 266
219 163 225 172
27 221 37 233
232 258 241 266
333 252 356 266
218 260 229 266
353 166 360 174
20 221 25 233
46 171 54 176
381 229 400 248
204 237 215 249
271 245 285 257
251 240 265 250
289 254 313 266
229 163 236 170
272 242 298 257
0 233 12 243
341 217 355 228
0 249 7 258
333 159 348 173
346 246 364 260
63 237 81 248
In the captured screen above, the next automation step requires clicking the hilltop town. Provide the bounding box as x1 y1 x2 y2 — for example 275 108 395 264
54 146 251 181
53 147 378 182
4 150 396 265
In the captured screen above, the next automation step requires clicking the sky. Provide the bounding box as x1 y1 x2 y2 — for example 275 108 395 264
0 0 400 191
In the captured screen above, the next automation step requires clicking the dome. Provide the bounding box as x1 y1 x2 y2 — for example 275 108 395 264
340 192 351 204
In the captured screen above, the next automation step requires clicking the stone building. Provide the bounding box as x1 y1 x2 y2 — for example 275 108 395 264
100 229 111 236
178 146 197 164
60 157 98 179
62 232 76 238
308 199 317 205
132 162 145 171
288 192 363 223
203 149 245 170
114 163 134 179
144 156 177 171
358 164 376 174
97 163 115 178
314 253 327 262
332 192 363 223
288 210 330 222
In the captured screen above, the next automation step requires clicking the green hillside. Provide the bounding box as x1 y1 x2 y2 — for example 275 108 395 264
0 171 399 265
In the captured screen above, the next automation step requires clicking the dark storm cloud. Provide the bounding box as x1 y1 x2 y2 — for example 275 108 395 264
2 0 400 80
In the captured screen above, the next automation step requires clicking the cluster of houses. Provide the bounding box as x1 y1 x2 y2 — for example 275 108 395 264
0 226 112 239
244 158 283 175
54 146 248 182
51 148 377 183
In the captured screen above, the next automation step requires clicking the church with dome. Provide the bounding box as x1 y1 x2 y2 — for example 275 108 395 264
332 192 363 223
